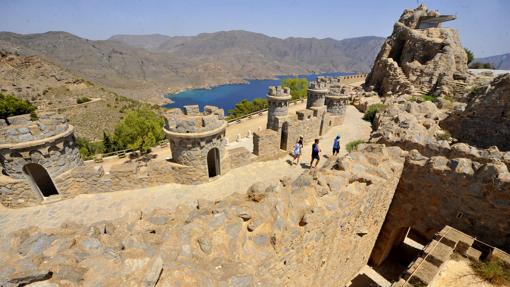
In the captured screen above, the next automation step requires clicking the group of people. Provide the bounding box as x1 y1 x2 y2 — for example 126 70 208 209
291 134 341 168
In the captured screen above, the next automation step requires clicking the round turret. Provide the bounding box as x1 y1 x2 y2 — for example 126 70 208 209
325 86 351 117
163 105 227 178
0 112 82 200
266 86 291 130
306 81 329 109
0 112 82 179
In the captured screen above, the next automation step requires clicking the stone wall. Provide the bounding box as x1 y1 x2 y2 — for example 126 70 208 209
0 176 39 208
370 151 510 265
0 145 406 286
441 73 510 151
253 129 280 161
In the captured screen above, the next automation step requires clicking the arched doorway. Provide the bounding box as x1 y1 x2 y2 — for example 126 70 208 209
280 122 288 150
22 163 59 198
207 148 220 178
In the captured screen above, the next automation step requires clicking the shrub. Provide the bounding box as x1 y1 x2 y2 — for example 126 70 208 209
422 94 438 102
469 62 494 69
30 110 38 121
227 98 268 119
363 103 387 123
436 130 452 141
76 137 104 159
76 97 92 104
346 140 364 152
472 258 510 285
0 93 36 124
281 78 308 100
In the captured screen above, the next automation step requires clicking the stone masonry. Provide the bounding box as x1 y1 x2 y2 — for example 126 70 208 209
0 112 83 207
164 105 228 179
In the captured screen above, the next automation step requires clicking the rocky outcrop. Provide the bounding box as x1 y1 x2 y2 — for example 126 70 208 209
365 5 470 97
441 73 510 151
0 145 405 286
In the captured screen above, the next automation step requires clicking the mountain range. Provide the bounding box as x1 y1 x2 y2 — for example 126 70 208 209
0 30 385 103
475 53 510 70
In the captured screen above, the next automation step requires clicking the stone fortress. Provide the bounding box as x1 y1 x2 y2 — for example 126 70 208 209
1 4 510 287
0 71 356 209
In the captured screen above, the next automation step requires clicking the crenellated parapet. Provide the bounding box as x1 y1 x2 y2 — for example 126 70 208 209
0 112 82 180
306 81 329 109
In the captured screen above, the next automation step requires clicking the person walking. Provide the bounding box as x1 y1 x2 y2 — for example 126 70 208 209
292 136 304 165
332 135 341 156
310 138 321 168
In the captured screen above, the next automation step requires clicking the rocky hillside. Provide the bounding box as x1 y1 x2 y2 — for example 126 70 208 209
475 53 510 70
0 31 384 104
0 51 144 140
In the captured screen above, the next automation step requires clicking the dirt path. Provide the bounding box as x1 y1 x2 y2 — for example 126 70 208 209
0 105 371 234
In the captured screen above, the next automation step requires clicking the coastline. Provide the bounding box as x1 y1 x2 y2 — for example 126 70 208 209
163 71 353 100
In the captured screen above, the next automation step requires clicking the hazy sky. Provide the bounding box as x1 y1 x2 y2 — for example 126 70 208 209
1 0 509 57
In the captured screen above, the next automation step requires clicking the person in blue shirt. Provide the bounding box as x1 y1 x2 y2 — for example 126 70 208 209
310 138 321 168
332 135 341 156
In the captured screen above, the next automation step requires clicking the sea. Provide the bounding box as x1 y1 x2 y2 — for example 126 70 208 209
163 72 351 112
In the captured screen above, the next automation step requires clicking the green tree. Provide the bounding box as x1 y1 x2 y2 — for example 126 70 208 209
0 93 36 124
102 131 115 153
281 78 308 100
464 48 474 65
227 98 268 119
112 107 165 152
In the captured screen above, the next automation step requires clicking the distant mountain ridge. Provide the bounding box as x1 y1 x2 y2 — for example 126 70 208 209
475 53 510 70
0 30 385 103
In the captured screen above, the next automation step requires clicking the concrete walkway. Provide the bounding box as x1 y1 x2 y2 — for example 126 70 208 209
0 106 371 234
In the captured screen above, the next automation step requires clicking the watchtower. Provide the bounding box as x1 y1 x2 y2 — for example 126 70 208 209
0 112 82 205
306 81 329 109
266 86 291 130
164 105 227 178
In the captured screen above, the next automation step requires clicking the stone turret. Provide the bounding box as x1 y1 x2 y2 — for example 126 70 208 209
164 105 227 178
306 81 329 109
266 86 291 130
0 112 82 203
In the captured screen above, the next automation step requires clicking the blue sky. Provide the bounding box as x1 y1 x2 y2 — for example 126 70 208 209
0 0 508 57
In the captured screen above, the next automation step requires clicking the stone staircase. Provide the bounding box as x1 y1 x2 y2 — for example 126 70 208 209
391 225 509 287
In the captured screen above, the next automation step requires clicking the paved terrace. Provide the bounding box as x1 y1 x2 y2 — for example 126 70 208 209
0 105 371 234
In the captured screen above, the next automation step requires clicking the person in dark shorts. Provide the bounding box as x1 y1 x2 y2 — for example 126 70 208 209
310 138 321 168
332 135 341 156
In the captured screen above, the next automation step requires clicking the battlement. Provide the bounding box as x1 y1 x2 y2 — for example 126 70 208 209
0 112 71 146
267 86 291 99
308 81 329 91
164 105 227 136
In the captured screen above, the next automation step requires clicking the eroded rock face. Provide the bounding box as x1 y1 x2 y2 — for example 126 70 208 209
365 5 469 97
441 73 510 151
0 145 405 287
